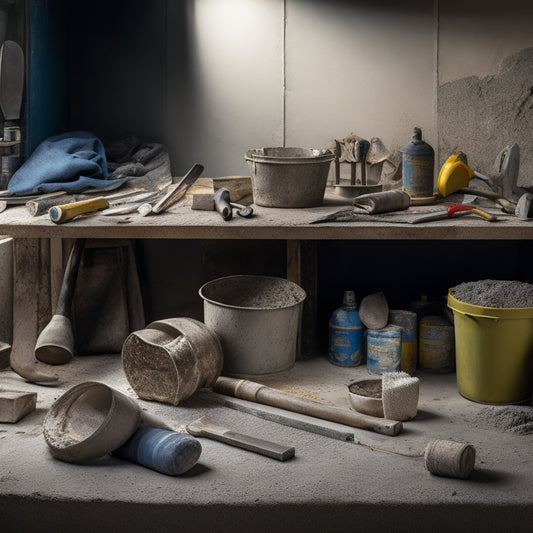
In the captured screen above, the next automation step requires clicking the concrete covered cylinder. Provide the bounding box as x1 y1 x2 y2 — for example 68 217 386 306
199 275 306 377
122 318 224 406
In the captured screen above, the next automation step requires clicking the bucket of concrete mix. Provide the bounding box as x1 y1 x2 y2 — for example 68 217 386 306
199 275 306 377
448 292 533 404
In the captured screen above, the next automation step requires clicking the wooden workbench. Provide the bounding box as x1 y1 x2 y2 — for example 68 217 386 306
0 189 531 383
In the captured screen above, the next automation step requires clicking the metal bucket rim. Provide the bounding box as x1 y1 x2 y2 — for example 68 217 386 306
245 147 335 164
199 274 306 311
448 291 533 319
43 381 141 459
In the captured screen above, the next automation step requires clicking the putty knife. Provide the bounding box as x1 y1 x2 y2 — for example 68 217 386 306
186 416 295 461
137 163 204 216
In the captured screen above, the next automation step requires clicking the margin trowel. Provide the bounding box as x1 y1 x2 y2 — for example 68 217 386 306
0 40 24 189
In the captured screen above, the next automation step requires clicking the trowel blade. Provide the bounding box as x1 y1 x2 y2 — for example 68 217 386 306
0 40 24 121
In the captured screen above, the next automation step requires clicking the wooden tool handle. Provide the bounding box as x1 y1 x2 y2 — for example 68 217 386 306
49 197 109 224
55 239 85 317
470 207 497 221
214 377 402 437
186 416 295 461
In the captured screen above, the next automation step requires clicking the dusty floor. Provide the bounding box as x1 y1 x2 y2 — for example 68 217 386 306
1 355 532 533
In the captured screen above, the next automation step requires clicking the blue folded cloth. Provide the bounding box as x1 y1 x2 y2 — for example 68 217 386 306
8 130 128 195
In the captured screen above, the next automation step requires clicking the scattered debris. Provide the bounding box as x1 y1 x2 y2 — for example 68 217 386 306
473 405 533 435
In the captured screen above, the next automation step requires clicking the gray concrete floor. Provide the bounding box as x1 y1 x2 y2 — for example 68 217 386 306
1 355 532 533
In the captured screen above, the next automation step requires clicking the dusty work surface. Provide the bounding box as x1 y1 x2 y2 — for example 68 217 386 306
1 355 532 533
0 189 531 240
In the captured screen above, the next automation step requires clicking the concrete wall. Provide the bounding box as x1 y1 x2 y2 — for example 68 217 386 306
161 0 533 180
64 0 533 180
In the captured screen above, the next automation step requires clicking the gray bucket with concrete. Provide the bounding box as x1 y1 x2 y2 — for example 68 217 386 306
199 275 306 377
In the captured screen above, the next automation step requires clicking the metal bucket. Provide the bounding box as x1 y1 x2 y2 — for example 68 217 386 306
43 382 142 463
199 275 306 377
245 147 335 207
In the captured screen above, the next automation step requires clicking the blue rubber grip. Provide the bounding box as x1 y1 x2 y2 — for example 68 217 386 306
113 426 202 476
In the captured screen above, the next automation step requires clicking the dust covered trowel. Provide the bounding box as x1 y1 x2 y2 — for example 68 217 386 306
137 163 204 216
0 40 24 189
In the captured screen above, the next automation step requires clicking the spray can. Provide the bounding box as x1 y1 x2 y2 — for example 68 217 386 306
401 127 435 199
328 290 364 366
366 325 402 374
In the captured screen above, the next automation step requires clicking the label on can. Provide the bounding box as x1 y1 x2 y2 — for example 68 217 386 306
402 154 434 198
419 316 454 373
366 326 402 374
328 324 363 366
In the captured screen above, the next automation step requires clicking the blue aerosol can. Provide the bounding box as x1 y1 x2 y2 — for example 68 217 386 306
401 127 435 199
328 290 364 366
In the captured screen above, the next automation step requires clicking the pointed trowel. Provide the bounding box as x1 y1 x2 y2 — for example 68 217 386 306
0 40 24 122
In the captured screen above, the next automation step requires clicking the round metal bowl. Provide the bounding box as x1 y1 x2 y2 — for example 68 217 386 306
347 378 384 418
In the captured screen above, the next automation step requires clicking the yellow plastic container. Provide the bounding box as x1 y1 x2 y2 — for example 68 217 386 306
448 292 533 404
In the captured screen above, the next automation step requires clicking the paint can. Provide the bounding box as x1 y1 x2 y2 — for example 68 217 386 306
389 309 417 375
418 315 455 373
328 290 364 367
401 127 435 199
366 325 402 374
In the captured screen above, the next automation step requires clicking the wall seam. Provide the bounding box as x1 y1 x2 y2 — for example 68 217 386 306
282 0 287 147
434 0 440 165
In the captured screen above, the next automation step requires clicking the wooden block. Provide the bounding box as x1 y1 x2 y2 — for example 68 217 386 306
0 341 11 369
0 390 37 423
213 176 252 202
186 177 214 198
191 193 215 211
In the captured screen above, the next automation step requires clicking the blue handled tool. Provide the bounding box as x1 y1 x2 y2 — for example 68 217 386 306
113 426 202 476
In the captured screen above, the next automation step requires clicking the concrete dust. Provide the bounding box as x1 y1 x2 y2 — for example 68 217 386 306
473 405 533 435
451 279 533 308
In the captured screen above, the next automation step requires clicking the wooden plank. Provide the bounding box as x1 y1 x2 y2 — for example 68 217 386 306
0 189 529 241
10 238 58 383
286 240 302 358
286 240 319 359
49 237 64 311
0 237 13 368
203 391 355 442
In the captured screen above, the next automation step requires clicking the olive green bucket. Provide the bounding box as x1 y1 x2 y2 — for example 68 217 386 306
448 292 533 404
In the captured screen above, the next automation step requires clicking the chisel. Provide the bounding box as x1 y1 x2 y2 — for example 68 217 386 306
48 189 153 224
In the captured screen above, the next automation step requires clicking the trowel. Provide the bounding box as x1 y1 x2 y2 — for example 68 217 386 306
104 163 205 216
0 40 24 189
186 416 295 461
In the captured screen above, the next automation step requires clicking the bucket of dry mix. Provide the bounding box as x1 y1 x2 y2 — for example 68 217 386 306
199 275 306 377
448 279 533 404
